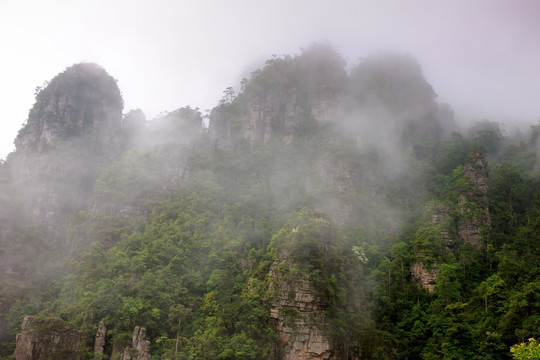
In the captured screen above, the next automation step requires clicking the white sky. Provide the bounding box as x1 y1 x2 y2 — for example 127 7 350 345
1 0 539 159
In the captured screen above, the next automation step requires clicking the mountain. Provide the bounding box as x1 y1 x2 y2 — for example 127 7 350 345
7 63 124 243
1 45 539 360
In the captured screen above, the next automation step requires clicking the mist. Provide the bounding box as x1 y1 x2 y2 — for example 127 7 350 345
2 0 540 160
1 1 540 358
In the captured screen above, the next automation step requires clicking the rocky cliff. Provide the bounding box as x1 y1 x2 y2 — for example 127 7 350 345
412 152 491 291
93 320 106 356
411 202 452 292
270 247 336 360
14 316 80 360
118 326 151 360
457 152 491 249
14 62 123 155
8 63 124 242
208 48 451 231
3 48 508 360
209 45 346 149
269 214 340 359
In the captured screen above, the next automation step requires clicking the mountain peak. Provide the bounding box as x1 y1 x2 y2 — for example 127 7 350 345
14 62 123 154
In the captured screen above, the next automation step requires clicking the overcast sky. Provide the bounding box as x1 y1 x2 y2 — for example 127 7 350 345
1 0 539 159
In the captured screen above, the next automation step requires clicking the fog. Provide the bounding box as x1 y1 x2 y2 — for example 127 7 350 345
1 0 540 159
2 3 540 355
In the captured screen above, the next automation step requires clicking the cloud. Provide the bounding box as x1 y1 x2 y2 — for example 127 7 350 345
1 0 539 159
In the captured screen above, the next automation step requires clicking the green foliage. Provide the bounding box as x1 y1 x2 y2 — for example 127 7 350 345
468 120 503 153
511 338 540 360
3 47 540 360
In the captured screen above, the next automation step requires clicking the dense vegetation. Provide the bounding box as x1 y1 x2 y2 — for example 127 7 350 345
0 45 539 359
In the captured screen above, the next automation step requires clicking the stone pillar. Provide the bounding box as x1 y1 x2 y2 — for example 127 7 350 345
14 316 80 360
132 326 151 360
93 320 107 355
119 326 151 360
269 249 336 360
457 152 491 250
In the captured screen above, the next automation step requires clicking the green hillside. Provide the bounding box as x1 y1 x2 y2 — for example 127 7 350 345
1 45 539 360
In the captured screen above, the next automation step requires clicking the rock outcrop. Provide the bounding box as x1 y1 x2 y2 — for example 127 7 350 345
14 63 123 155
457 152 491 249
209 45 346 149
93 320 107 356
426 202 454 249
411 202 452 292
412 153 492 291
269 214 340 360
8 63 124 243
411 261 440 293
270 247 336 360
14 316 80 360
119 326 151 360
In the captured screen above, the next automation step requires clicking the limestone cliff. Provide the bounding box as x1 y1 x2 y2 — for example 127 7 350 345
93 320 106 356
14 63 122 154
209 45 346 149
208 50 449 231
457 152 490 249
269 214 339 359
412 153 491 291
269 247 336 360
14 316 80 360
411 262 439 293
8 63 124 242
411 202 452 292
118 326 151 360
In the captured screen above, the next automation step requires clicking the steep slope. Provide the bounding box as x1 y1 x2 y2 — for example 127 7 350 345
2 47 539 360
268 214 339 360
8 63 124 242
210 44 347 148
0 63 125 354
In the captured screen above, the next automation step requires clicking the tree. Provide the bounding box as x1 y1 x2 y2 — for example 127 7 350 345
477 274 506 315
169 304 192 358
510 338 540 360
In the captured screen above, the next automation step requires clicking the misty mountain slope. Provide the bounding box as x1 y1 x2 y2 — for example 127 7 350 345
1 47 539 360
7 63 125 245
14 63 123 153
0 63 127 354
89 107 204 217
207 46 454 226
210 44 347 146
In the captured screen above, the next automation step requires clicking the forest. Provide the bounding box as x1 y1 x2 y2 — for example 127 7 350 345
0 44 539 359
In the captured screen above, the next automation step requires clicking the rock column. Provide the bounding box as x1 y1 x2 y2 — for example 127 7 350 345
93 320 107 356
14 316 80 360
120 326 151 360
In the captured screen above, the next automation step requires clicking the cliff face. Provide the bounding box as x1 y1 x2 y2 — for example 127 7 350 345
209 50 444 151
119 326 151 360
411 262 439 293
411 202 451 292
14 316 80 360
209 45 346 148
457 152 490 249
270 247 336 360
269 214 341 359
93 320 106 356
412 153 491 291
208 49 449 230
14 63 123 154
8 63 124 241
